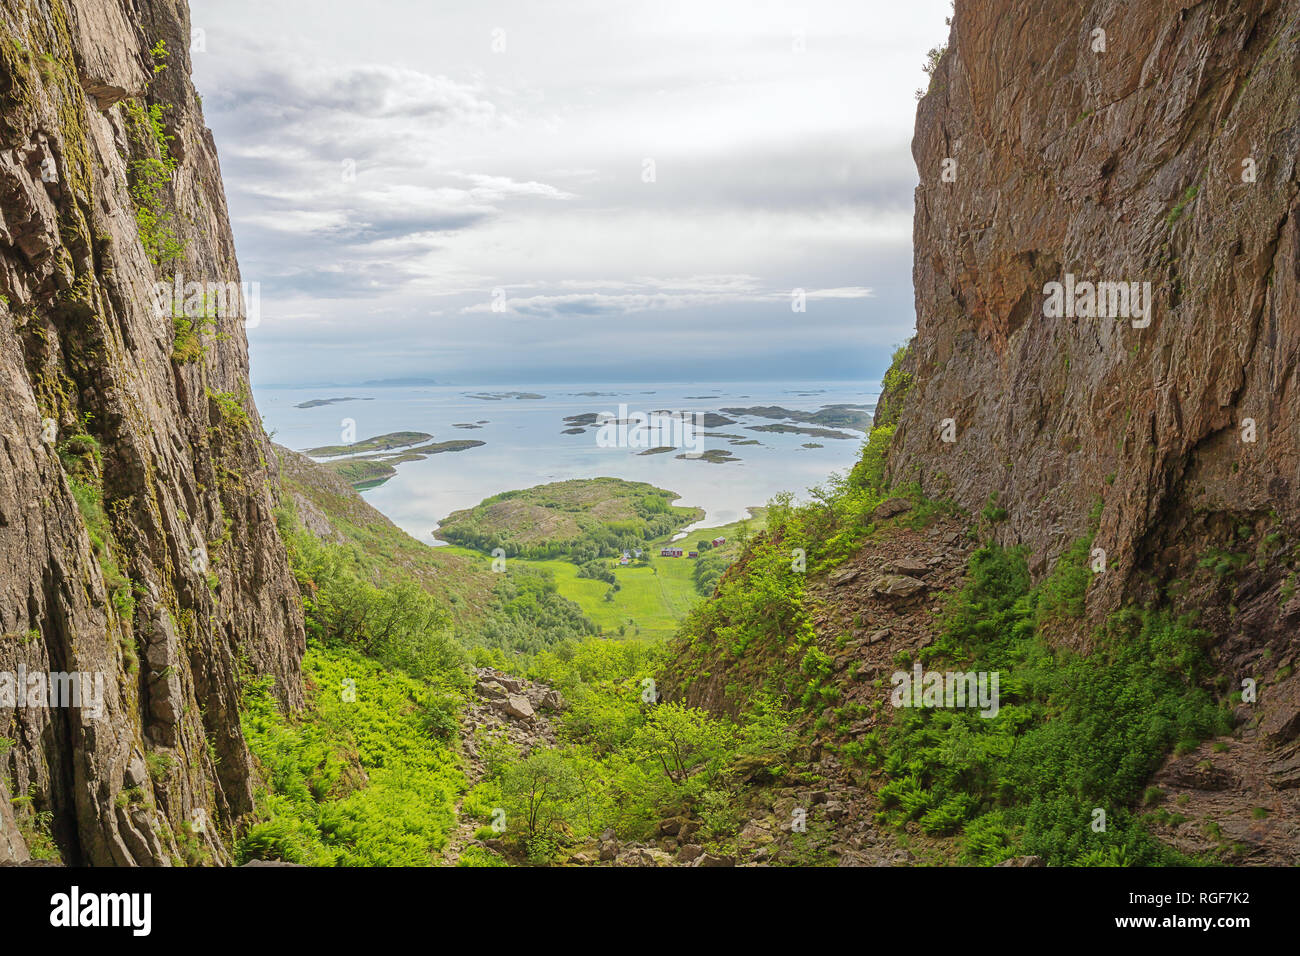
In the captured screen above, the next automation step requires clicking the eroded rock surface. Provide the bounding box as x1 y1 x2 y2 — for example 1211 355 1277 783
893 0 1300 604
887 0 1300 863
0 0 304 864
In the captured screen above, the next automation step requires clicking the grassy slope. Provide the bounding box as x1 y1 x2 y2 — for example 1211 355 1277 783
657 347 1239 866
239 644 465 866
250 449 609 865
439 510 766 641
275 444 498 630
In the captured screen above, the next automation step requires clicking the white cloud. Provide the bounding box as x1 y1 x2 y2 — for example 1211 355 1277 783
191 0 953 384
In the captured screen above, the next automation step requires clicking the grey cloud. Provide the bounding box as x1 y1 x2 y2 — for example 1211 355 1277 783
190 0 951 386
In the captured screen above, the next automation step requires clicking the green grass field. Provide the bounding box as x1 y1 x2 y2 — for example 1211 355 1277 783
440 509 766 642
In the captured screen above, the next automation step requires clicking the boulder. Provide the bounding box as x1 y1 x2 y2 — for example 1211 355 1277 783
868 574 928 599
871 498 913 521
829 568 860 587
739 821 774 845
569 846 600 865
496 694 535 722
887 557 931 576
677 843 704 864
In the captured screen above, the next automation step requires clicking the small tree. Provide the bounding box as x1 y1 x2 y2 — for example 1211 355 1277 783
500 750 581 852
633 702 733 785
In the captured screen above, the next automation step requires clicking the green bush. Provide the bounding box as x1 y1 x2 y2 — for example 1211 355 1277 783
123 99 183 266
282 516 468 684
877 543 1232 866
68 477 135 619
238 644 464 866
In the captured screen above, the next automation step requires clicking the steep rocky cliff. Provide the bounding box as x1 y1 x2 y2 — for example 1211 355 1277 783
894 0 1299 612
0 0 303 865
659 0 1300 866
883 0 1300 840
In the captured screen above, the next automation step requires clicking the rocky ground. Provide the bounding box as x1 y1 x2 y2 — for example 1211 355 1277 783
443 668 740 866
441 668 563 864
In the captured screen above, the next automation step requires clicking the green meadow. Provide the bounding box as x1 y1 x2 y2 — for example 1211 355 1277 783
439 510 765 641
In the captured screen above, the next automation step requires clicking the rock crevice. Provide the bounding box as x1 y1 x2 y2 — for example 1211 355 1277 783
0 0 304 865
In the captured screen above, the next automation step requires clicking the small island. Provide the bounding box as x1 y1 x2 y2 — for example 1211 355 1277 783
303 432 485 489
722 404 873 431
435 477 702 559
294 396 375 409
676 449 739 464
746 423 855 440
304 431 432 457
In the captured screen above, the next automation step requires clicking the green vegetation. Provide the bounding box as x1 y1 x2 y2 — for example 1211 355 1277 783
123 98 183 267
238 644 463 865
149 38 168 75
981 492 1008 523
657 333 1237 866
443 510 762 643
274 446 499 631
669 466 906 714
171 316 207 363
436 478 703 561
472 566 598 655
916 42 949 99
239 498 482 864
9 789 60 861
248 451 810 866
844 343 911 493
874 344 913 428
876 542 1232 865
1166 184 1201 228
54 418 135 622
692 549 732 596
286 520 464 681
244 331 1239 869
68 476 135 619
459 639 798 863
206 388 252 432
323 458 397 488
275 483 586 676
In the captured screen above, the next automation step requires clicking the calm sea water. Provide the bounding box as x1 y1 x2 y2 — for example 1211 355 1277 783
255 381 879 545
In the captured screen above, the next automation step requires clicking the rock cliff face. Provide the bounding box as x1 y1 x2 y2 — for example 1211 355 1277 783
890 0 1300 807
895 0 1299 604
0 0 303 864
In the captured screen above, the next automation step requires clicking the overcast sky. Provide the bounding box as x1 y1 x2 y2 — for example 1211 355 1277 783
188 0 952 386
